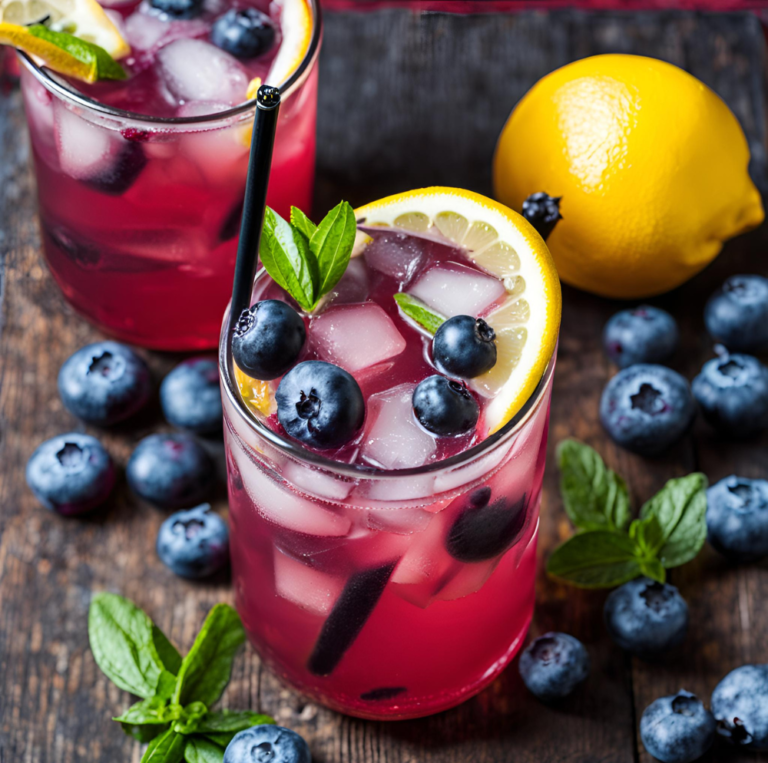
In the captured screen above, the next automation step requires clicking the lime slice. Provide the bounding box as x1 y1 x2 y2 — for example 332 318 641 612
28 24 125 80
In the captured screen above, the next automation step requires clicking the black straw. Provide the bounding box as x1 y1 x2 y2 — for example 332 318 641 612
229 85 282 329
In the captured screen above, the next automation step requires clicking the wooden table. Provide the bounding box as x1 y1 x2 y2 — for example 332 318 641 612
1 8 767 762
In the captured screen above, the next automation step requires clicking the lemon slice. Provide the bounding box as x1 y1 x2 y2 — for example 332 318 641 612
235 365 275 417
354 187 561 435
263 0 312 88
0 0 129 57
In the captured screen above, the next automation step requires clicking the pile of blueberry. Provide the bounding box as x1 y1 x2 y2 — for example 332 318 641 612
25 341 229 580
233 300 496 448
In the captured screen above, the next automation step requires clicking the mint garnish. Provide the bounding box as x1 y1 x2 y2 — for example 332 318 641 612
546 440 708 588
393 293 446 335
259 201 356 313
89 594 273 763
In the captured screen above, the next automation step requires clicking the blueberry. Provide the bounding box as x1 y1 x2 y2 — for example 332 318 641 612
156 504 228 579
705 275 768 353
211 8 276 59
521 192 562 240
433 315 497 379
711 664 768 750
518 632 590 702
706 476 768 562
604 578 689 657
58 341 152 426
692 353 768 437
26 433 115 516
603 306 679 368
224 725 311 763
412 375 479 436
276 361 365 450
149 0 202 18
640 691 716 763
600 364 695 456
160 357 222 435
85 142 146 196
127 433 215 509
447 488 527 562
232 300 306 381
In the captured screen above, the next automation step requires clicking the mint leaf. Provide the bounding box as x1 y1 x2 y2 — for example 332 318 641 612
173 702 208 735
393 293 446 335
639 473 708 568
114 697 170 725
142 729 187 763
203 733 239 748
89 593 175 699
310 200 357 299
184 738 225 763
174 604 245 708
557 440 630 532
546 530 642 588
290 207 317 240
153 625 182 676
260 207 316 312
639 557 666 583
194 710 274 734
629 514 665 558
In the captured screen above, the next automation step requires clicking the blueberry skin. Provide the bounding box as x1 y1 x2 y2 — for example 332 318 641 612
224 725 311 763
604 578 689 657
640 691 716 763
433 315 497 379
600 364 695 456
58 341 152 426
706 476 768 562
85 142 146 196
149 0 203 18
711 664 768 750
519 632 590 702
412 375 479 436
692 353 768 437
232 300 306 381
127 433 215 509
211 8 276 59
156 504 229 579
705 275 768 353
26 433 115 516
603 306 679 368
160 357 222 435
276 361 365 450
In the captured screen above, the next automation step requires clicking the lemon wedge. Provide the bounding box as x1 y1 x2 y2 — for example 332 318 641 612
354 187 561 435
235 364 275 417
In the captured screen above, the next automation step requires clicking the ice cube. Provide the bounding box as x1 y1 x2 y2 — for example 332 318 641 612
364 231 424 281
361 384 436 471
274 549 344 616
367 507 432 535
434 558 500 602
310 303 406 375
125 11 167 50
282 460 355 502
408 263 505 318
319 257 370 309
391 509 452 586
157 39 248 105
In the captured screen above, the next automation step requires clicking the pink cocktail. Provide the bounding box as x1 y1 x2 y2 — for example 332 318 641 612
19 0 320 350
220 196 558 719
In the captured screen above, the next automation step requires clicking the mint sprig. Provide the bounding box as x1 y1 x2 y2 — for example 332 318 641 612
89 594 274 763
259 201 356 312
393 293 446 335
546 440 707 588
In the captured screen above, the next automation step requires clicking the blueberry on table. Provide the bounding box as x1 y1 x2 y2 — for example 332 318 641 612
518 632 590 702
58 341 152 426
640 691 716 763
603 306 679 368
224 725 311 763
433 315 497 379
711 664 768 750
211 8 276 59
160 357 222 435
26 433 115 516
692 353 768 437
232 300 306 381
412 375 479 436
127 433 215 509
149 0 203 18
156 504 229 579
276 361 365 450
706 476 768 563
521 192 562 241
604 578 689 657
600 364 695 456
705 274 768 353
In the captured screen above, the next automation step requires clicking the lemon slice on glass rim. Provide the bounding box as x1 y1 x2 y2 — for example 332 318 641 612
354 187 562 436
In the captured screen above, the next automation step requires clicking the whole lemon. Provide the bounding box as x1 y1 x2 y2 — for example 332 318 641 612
494 54 764 299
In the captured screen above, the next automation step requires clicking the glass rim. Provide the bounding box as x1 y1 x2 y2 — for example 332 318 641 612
17 0 322 126
219 280 558 480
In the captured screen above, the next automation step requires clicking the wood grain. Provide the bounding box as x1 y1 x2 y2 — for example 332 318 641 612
0 9 766 763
